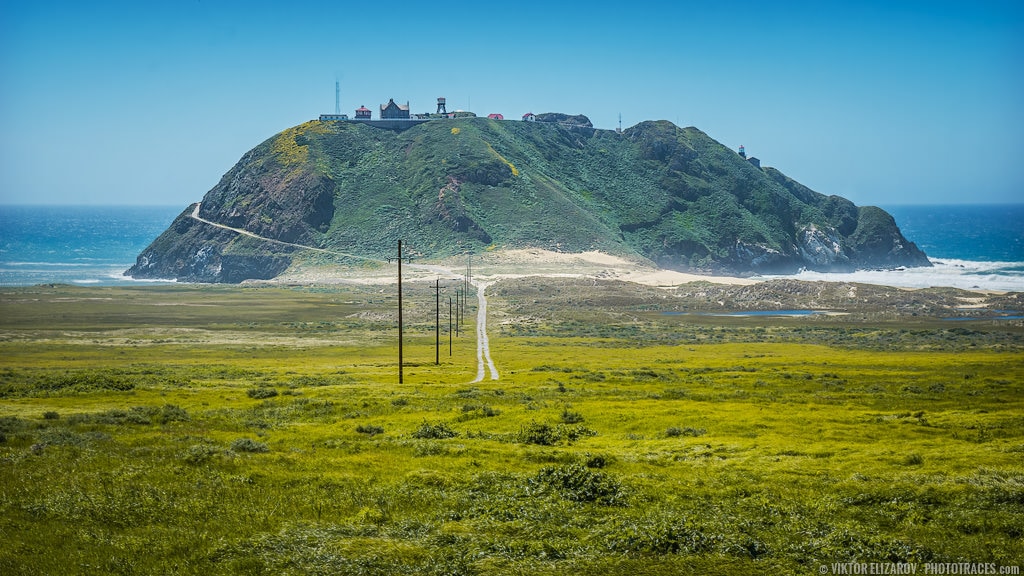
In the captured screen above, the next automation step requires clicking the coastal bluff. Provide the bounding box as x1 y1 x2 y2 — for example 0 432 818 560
128 117 930 283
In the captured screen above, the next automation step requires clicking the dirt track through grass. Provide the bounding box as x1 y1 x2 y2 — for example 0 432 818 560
472 280 499 382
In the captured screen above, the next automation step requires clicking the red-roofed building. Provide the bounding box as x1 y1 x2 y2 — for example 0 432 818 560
487 113 504 120
355 105 371 119
522 112 536 122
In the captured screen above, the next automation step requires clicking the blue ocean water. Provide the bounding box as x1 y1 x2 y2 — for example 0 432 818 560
0 204 1022 291
883 204 1023 262
0 205 182 286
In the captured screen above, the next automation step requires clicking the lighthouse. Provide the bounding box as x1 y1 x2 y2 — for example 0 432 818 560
738 145 746 159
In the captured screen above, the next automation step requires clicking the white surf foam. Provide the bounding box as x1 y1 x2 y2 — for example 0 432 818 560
758 259 1024 292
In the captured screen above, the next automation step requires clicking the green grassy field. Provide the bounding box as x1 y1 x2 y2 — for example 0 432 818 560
1 282 1022 575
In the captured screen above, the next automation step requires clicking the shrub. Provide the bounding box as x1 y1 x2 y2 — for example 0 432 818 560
462 404 498 416
411 421 458 439
903 453 924 466
517 421 558 446
159 404 189 424
563 425 598 442
560 409 584 424
606 517 722 554
584 453 612 468
231 438 269 453
529 463 625 505
183 444 219 465
68 407 154 425
391 397 409 407
247 387 279 399
457 404 500 421
42 411 59 420
355 424 384 436
37 427 91 447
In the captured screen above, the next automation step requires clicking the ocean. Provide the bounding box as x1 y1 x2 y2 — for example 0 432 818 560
0 204 1022 291
0 205 182 287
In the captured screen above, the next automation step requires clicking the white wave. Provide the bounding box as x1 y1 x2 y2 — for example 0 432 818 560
758 259 1024 292
1 261 97 267
112 273 178 284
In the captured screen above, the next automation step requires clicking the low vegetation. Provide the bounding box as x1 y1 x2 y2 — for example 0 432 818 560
0 282 1021 574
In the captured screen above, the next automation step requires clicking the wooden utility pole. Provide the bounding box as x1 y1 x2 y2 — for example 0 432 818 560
388 240 413 384
449 295 453 356
435 278 440 365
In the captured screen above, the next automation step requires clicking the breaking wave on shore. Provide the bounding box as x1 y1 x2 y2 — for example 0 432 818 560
758 258 1024 292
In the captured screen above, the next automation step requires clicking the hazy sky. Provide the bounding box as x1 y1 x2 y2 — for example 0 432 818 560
1 0 1021 206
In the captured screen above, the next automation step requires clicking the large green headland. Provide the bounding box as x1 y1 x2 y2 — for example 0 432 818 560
128 115 930 283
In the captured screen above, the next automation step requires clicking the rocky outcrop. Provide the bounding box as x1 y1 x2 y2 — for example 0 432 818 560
848 206 932 268
534 113 593 128
126 205 293 283
797 225 849 269
128 116 930 283
199 149 335 245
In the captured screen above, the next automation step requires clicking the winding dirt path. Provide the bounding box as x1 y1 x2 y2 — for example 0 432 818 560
471 281 499 383
190 203 381 262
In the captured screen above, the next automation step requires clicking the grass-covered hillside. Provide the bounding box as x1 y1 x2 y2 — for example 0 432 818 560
130 117 930 283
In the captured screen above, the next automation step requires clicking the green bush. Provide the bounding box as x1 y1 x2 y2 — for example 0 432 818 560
605 517 722 554
67 407 154 425
355 424 384 436
183 444 219 465
411 421 458 439
666 426 706 437
247 387 279 399
159 404 189 423
584 453 612 468
517 421 559 445
457 404 500 421
529 463 625 505
230 437 269 453
903 453 924 466
560 409 584 424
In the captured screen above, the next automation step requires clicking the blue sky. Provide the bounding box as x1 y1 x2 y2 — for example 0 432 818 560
1 0 1021 206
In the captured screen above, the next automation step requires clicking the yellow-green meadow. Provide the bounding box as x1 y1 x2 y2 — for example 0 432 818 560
1 282 1021 575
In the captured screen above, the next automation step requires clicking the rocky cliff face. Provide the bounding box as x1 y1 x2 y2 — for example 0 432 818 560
127 205 294 283
128 117 929 283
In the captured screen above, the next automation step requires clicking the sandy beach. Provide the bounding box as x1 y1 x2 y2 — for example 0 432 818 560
274 248 759 288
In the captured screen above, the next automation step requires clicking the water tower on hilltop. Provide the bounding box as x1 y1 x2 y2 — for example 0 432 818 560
437 97 447 115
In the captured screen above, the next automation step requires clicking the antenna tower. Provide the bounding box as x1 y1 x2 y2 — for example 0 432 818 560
335 81 341 115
